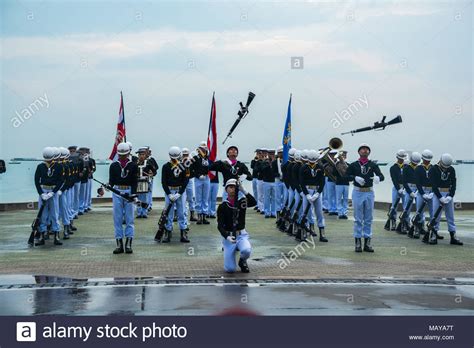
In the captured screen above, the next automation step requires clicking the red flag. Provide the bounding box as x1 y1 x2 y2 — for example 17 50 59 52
108 91 126 160
207 92 217 179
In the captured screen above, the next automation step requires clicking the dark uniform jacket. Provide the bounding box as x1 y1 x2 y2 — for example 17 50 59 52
217 193 257 239
344 160 385 188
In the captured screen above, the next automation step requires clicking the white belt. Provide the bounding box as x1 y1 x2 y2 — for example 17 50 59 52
354 186 373 192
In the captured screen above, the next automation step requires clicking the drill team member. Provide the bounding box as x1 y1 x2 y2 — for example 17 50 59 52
78 147 90 215
274 146 286 215
136 147 155 218
414 149 434 235
387 149 407 230
401 152 421 232
262 149 277 218
193 141 211 225
256 148 266 213
325 150 338 216
109 142 138 254
429 154 463 246
34 147 63 246
250 149 262 211
57 147 72 239
146 147 159 211
217 179 257 273
181 148 197 222
335 151 350 219
345 143 384 252
208 164 219 219
162 146 190 243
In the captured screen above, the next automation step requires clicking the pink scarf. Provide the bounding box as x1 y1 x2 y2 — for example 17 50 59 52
228 197 235 206
358 157 369 165
118 158 129 168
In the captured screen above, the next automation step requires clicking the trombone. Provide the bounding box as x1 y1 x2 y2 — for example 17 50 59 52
316 137 347 180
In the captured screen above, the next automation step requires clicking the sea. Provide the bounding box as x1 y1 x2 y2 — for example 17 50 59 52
1 160 473 204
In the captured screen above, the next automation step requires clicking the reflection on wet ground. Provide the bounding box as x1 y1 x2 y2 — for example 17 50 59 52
0 275 473 316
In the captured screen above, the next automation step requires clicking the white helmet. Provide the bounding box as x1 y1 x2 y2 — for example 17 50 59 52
181 147 190 155
288 148 296 158
169 146 181 159
294 150 302 161
440 153 453 168
277 145 283 153
225 178 238 189
59 147 69 159
307 149 319 163
301 149 309 160
42 147 55 161
358 143 371 153
421 149 433 161
199 141 207 149
410 151 422 164
51 147 61 159
117 142 130 155
396 149 407 160
126 141 132 151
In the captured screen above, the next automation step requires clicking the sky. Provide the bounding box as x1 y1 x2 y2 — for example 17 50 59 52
0 0 472 161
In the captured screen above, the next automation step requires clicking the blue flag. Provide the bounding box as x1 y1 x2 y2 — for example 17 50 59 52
282 94 292 163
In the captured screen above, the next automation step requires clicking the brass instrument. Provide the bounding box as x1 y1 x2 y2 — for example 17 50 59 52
316 137 347 181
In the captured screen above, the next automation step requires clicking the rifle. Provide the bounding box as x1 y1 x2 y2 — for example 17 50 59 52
154 202 174 242
286 195 303 236
276 193 290 228
28 200 46 246
296 202 312 242
408 199 427 238
341 115 402 136
279 194 296 232
222 92 256 144
396 195 415 234
93 178 148 209
423 204 444 245
384 194 401 231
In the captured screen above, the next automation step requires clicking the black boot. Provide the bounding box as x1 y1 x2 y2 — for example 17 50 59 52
162 229 172 243
190 211 198 222
69 221 77 232
422 230 430 244
434 230 444 240
449 231 463 246
319 227 328 242
202 214 210 225
407 225 414 238
355 238 362 252
35 234 45 246
180 229 190 243
63 225 70 240
54 232 63 246
390 219 397 231
238 258 250 273
413 226 420 239
309 223 317 237
363 237 374 252
125 237 133 253
113 239 124 254
295 226 302 242
196 214 203 225
429 230 438 245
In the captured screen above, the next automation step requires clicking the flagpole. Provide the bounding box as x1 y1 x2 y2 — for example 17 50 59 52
208 91 215 137
121 91 126 142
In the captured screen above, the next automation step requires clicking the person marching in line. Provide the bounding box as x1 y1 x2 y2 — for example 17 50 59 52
57 147 72 240
334 151 350 219
109 142 138 254
261 148 277 218
209 145 253 201
401 152 421 232
300 149 327 241
161 146 190 243
274 146 286 217
413 149 434 236
61 147 76 235
136 147 155 218
85 148 96 212
145 147 158 211
427 153 463 246
282 148 296 213
217 179 257 273
321 148 329 214
207 163 220 219
256 148 266 213
344 143 384 252
66 146 79 232
325 150 339 216
34 147 63 246
192 141 211 225
387 149 408 230
250 148 263 212
77 147 90 216
68 145 81 219
290 150 303 217
181 148 197 222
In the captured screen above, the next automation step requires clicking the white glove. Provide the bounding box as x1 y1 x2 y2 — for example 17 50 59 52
168 193 176 201
41 193 49 200
355 176 365 185
410 192 416 199
46 192 54 199
427 192 434 200
306 194 313 202
199 175 206 180
398 188 405 195
57 190 62 196
174 193 181 201
444 196 452 204
239 174 247 181
439 196 447 204
372 175 380 185
226 235 236 243
422 193 432 200
133 196 139 203
311 192 320 201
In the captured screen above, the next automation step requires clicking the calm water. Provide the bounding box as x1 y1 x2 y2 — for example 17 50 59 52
0 161 473 203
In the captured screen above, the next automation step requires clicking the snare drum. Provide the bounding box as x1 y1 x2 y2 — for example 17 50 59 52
137 179 149 193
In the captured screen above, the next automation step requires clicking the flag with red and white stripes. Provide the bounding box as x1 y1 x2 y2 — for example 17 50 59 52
108 91 126 160
207 92 217 180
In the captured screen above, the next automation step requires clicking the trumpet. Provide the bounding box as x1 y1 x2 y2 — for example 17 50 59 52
316 137 347 180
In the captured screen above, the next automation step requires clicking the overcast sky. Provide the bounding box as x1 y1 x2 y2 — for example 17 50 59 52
1 0 472 161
